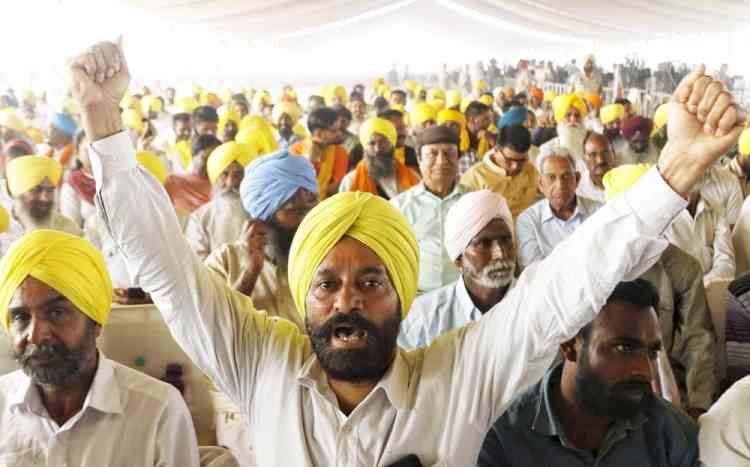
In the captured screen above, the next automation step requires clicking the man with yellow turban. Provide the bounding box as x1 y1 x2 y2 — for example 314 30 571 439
379 108 419 171
185 142 253 261
540 93 589 173
1 155 81 256
217 109 240 143
0 230 200 465
161 112 193 174
339 117 420 199
73 39 740 467
289 107 349 199
272 101 303 147
0 109 25 145
165 134 221 212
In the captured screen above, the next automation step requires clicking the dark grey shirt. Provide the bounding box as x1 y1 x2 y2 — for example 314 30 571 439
477 364 698 467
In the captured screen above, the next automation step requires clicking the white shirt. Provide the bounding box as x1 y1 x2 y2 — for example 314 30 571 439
699 374 750 464
390 182 465 292
89 131 686 467
516 196 603 268
700 164 743 225
666 198 736 285
576 171 606 203
185 191 248 261
0 355 199 467
399 276 515 350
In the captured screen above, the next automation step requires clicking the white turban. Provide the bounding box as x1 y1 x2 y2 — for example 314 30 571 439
444 190 514 261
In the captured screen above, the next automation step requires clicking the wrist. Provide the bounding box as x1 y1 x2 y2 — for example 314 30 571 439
657 142 703 199
81 103 123 142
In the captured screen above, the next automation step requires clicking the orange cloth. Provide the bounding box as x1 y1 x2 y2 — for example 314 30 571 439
289 140 348 199
348 160 420 196
164 174 212 212
46 143 75 167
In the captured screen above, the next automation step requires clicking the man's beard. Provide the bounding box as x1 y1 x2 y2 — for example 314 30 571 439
557 124 587 157
604 127 621 140
465 258 515 288
14 320 96 388
306 310 401 383
365 149 395 179
266 219 297 268
574 345 653 420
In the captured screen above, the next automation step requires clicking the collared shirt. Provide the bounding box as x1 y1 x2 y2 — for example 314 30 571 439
576 171 606 203
666 198 735 285
460 152 541 218
477 364 698 466
700 164 743 225
0 355 199 467
89 130 685 467
699 374 750 464
728 157 750 199
516 196 602 268
398 276 515 350
390 182 465 292
204 241 303 332
185 191 248 261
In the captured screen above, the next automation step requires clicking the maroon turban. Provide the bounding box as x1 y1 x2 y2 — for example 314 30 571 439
621 116 654 140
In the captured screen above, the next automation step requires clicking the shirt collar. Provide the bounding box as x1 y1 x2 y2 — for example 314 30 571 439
9 352 124 417
540 197 588 223
456 277 482 321
414 182 464 201
296 350 410 412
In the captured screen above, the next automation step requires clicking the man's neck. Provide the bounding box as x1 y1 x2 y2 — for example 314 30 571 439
424 179 456 199
551 197 578 221
553 365 611 453
465 277 509 313
38 353 99 427
328 377 378 416
590 174 604 190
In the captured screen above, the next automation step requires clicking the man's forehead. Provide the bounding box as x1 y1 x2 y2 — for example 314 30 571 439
474 218 511 238
9 276 68 309
422 142 457 152
315 237 388 276
593 301 659 340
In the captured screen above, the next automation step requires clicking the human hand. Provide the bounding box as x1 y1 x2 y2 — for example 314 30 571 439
241 219 270 276
67 37 130 111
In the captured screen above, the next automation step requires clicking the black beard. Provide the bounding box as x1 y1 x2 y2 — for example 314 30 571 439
15 321 96 388
27 202 54 221
574 346 653 420
306 311 401 384
365 150 395 179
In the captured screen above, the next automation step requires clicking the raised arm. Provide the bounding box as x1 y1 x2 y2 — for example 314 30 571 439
448 65 745 423
68 39 301 406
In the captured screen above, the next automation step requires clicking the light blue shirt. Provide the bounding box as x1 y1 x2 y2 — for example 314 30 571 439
399 277 514 350
391 182 466 293
516 196 602 269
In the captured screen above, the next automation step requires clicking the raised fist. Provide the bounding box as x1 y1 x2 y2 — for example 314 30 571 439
67 37 130 110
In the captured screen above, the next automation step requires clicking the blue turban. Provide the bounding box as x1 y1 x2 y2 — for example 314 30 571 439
498 106 528 129
50 113 77 137
239 149 319 221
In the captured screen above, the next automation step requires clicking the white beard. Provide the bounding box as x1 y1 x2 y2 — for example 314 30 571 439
467 258 516 289
557 124 587 158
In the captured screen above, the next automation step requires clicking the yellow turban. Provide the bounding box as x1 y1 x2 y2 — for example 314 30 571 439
239 115 278 153
136 151 168 185
503 86 515 98
437 109 470 151
6 156 62 197
543 90 558 102
600 104 625 125
739 128 750 156
403 80 416 92
253 91 272 110
460 98 473 114
122 109 144 135
218 109 241 136
474 80 489 93
431 99 446 112
427 88 446 102
377 84 391 98
176 96 199 114
272 102 302 125
0 230 112 330
200 91 222 108
478 95 494 107
172 140 192 170
653 103 669 131
359 117 397 147
119 95 142 115
141 95 163 114
0 110 24 133
324 85 348 106
447 90 462 109
411 103 436 126
0 206 8 233
288 192 419 318
25 128 44 144
552 94 588 124
373 77 385 89
602 164 652 201
236 127 274 156
207 142 256 184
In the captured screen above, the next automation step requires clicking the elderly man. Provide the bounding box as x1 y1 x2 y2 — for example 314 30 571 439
619 116 659 165
576 132 614 202
399 190 515 349
185 142 252 261
479 280 698 466
1 155 81 255
165 134 220 212
46 112 77 167
516 145 602 269
72 39 740 467
204 152 318 464
391 125 464 293
571 54 603 94
290 107 349 200
339 117 420 199
541 94 589 173
0 231 200 466
461 124 540 218
600 103 626 145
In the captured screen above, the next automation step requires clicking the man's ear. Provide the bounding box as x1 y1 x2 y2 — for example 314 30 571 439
560 336 581 363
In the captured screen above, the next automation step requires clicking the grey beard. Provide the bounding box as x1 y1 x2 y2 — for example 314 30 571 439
365 151 395 179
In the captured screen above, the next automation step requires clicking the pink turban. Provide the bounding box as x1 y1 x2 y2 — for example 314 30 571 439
444 190 514 261
621 116 654 140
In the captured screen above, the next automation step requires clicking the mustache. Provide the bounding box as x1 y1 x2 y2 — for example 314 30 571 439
310 313 380 343
612 378 651 394
17 342 67 365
